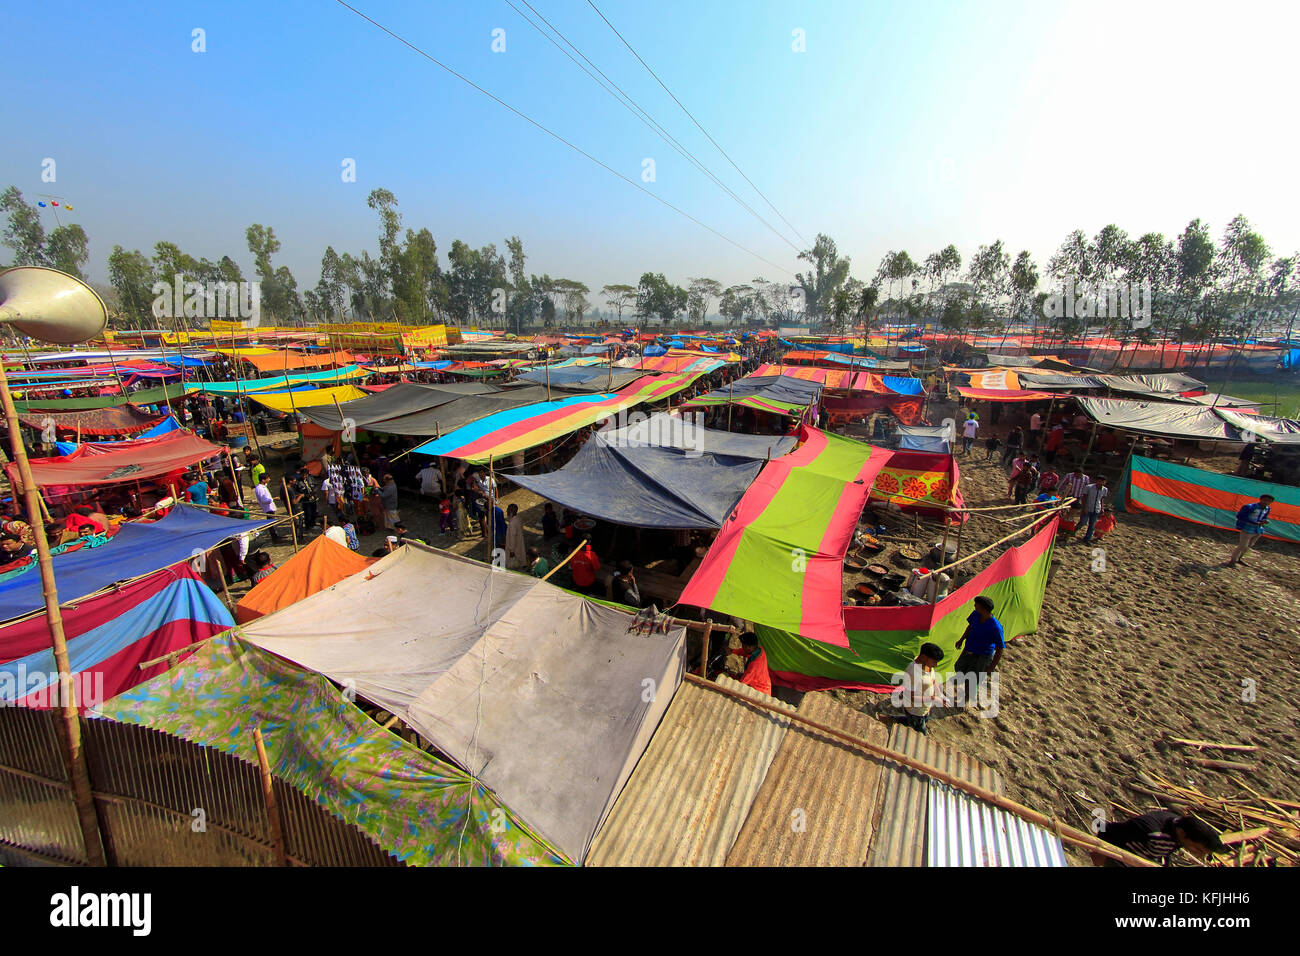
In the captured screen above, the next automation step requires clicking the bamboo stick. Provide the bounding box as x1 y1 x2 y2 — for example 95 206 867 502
683 672 1156 867
541 537 589 582
281 477 300 553
926 503 1069 578
1165 735 1259 753
697 621 713 677
252 727 288 866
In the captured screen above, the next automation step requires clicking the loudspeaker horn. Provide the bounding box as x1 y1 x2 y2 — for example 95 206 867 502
0 266 109 345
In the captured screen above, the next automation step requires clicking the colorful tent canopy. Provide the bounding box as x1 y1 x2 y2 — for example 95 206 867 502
8 430 225 492
236 534 374 623
234 544 686 863
681 374 823 416
955 387 1056 402
1119 455 1299 543
758 518 1057 690
680 428 892 648
514 366 644 392
297 381 502 431
1 564 233 710
506 428 779 530
101 632 565 866
55 415 182 454
869 449 965 519
17 405 163 437
413 371 705 463
13 382 197 412
193 364 367 394
242 350 354 373
0 504 277 623
248 384 368 413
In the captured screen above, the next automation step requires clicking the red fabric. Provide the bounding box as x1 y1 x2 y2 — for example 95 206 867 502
570 546 599 586
740 648 772 696
8 431 224 490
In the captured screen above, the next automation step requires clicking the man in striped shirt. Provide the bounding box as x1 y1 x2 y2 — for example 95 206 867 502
1060 468 1089 504
1091 811 1225 866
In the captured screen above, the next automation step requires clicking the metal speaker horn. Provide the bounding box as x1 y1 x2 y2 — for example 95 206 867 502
0 266 109 345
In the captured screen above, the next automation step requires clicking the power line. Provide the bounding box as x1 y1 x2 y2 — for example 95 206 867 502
505 0 803 255
331 0 795 278
586 0 807 245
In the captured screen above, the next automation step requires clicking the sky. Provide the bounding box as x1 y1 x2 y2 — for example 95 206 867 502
4 0 1298 303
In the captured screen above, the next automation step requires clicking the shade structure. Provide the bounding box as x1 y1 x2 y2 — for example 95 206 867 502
1096 372 1205 398
13 382 197 412
100 632 565 866
0 564 233 710
193 364 368 394
679 428 892 648
236 535 374 623
1215 409 1300 444
242 350 353 373
17 405 163 437
870 449 965 519
751 362 869 390
607 411 797 459
1075 396 1242 440
235 544 686 863
514 366 644 392
955 387 1056 402
896 424 951 453
412 371 706 463
759 519 1058 690
247 384 367 413
681 374 823 416
506 429 780 530
296 381 504 431
54 415 181 454
1119 455 1299 543
0 504 277 623
7 430 225 492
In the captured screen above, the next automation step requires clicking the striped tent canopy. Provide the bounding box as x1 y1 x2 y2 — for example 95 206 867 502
1120 455 1299 543
679 428 892 648
412 370 705 464
193 364 367 394
13 382 197 412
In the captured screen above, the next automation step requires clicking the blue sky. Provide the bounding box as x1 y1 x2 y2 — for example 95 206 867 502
4 0 1297 298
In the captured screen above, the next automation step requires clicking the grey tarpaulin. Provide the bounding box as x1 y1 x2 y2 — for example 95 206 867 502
896 424 952 453
236 544 686 863
608 412 797 459
514 366 644 392
298 381 502 430
505 426 784 529
1076 397 1242 440
1215 409 1300 444
1096 372 1205 398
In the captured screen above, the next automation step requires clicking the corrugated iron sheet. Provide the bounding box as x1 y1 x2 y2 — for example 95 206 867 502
865 723 1004 867
726 692 888 866
587 675 794 866
927 783 1068 867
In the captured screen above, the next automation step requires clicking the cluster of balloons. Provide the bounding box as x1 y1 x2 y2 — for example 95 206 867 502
36 200 74 210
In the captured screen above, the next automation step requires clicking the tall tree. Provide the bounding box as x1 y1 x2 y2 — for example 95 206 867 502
601 284 637 325
795 233 851 319
687 277 723 323
1 186 91 277
107 246 158 327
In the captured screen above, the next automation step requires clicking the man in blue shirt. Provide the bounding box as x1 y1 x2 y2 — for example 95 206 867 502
954 594 1005 683
1227 494 1274 567
184 473 210 507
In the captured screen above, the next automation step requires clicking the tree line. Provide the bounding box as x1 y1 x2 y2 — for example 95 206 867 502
3 183 1296 344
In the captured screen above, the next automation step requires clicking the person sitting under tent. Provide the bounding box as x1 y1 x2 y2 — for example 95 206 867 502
611 561 641 608
248 550 276 584
737 634 772 697
527 546 550 578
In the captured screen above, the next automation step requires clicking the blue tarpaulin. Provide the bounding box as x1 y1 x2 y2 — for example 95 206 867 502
0 504 277 623
882 375 924 395
644 345 667 357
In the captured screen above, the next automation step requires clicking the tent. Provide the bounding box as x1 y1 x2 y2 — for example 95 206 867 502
13 382 197 412
0 504 277 623
896 424 952 453
54 415 182 455
235 534 374 623
514 366 644 392
1 563 233 710
1075 397 1241 441
7 430 225 493
1097 372 1205 398
869 449 965 520
248 384 368 413
759 519 1057 690
234 544 686 863
506 427 786 529
296 382 504 431
1119 455 1299 543
682 374 823 416
680 428 892 648
193 364 367 394
18 405 163 437
242 350 354 373
412 371 706 463
100 632 565 866
1215 409 1300 444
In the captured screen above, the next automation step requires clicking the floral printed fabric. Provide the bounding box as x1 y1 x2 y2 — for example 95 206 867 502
99 631 568 867
872 467 954 507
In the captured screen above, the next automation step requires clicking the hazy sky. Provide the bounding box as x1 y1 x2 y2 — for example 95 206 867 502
4 0 1297 299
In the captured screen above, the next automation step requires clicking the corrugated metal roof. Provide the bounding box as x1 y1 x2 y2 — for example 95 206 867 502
586 675 794 867
865 724 1004 867
726 692 889 866
927 783 1068 867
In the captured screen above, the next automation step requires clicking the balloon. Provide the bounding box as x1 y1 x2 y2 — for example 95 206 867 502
50 201 59 207
64 205 74 210
37 201 46 207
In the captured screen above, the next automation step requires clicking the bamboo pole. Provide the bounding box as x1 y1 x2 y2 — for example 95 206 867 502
541 537 589 581
927 501 1071 579
681 673 1156 866
697 621 713 677
252 727 288 866
281 477 300 553
0 361 107 866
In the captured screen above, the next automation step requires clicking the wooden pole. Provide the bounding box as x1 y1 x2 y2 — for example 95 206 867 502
219 561 233 609
0 361 107 866
281 477 300 553
225 446 245 508
680 672 1156 867
928 502 1071 579
697 621 713 677
251 727 289 866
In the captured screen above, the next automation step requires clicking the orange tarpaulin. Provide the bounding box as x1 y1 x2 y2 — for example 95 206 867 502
235 535 375 623
243 350 354 373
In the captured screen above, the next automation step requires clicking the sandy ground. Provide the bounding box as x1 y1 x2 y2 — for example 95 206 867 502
832 441 1300 863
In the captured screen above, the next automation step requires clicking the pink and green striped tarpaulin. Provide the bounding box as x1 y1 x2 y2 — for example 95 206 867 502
679 427 891 646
